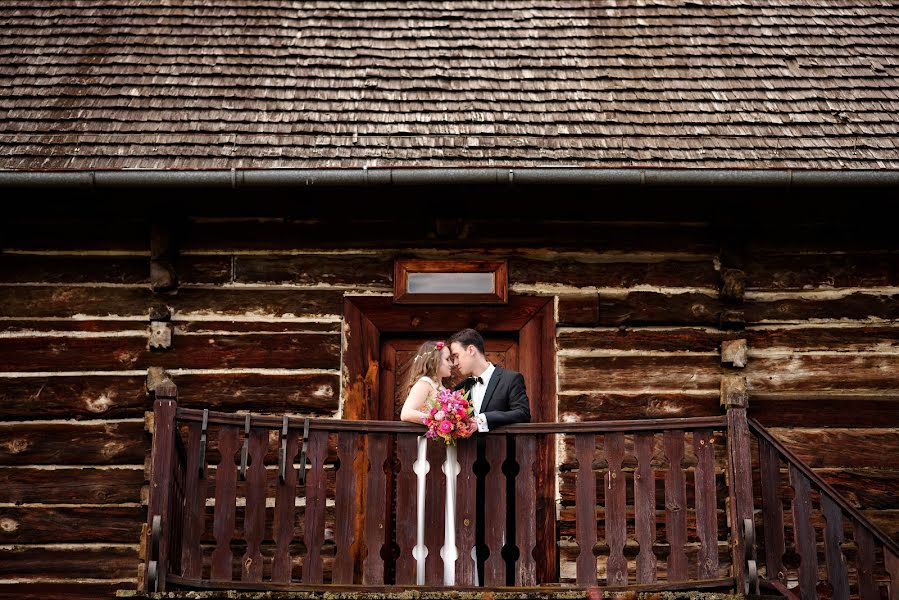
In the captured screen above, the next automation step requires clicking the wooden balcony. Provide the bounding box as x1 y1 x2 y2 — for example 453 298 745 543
138 381 898 599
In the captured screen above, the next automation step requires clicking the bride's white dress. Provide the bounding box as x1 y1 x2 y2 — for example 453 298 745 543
414 376 458 586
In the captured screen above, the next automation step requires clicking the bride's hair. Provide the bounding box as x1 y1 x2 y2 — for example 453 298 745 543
404 340 446 394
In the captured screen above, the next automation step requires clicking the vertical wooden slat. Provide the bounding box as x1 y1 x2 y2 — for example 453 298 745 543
424 441 447 585
210 426 239 582
634 433 657 584
694 429 719 579
363 433 389 584
146 396 177 592
483 434 506 587
759 439 786 585
302 430 328 584
179 422 205 581
575 433 597 587
272 430 299 583
455 437 478 587
789 464 818 600
605 432 627 586
885 549 899 600
821 495 849 600
514 434 537 586
724 376 755 593
853 521 878 600
333 431 360 585
394 434 419 585
664 430 688 581
241 427 267 582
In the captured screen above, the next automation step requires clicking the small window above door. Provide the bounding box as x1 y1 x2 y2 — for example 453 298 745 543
393 259 508 304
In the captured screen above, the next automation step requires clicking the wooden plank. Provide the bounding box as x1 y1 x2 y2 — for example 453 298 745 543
0 421 147 465
726 399 755 593
885 549 899 600
821 495 850 600
694 429 718 579
574 433 597 586
241 427 268 582
511 257 717 288
599 292 724 326
557 294 599 326
663 430 688 581
171 373 340 416
0 545 138 579
852 520 879 600
235 254 393 286
455 437 478 587
210 425 238 582
560 355 721 392
633 433 657 584
145 397 176 592
483 434 506 587
0 506 143 543
560 392 721 423
0 285 343 319
302 430 328 584
743 252 899 290
748 355 899 394
0 467 144 504
180 423 206 580
0 254 229 285
362 433 388 584
766 428 899 469
758 439 786 585
394 433 419 585
0 375 149 421
604 432 627 586
790 464 818 600
751 395 899 428
514 434 537 586
333 431 359 585
271 428 299 583
744 293 899 322
0 332 339 371
424 441 447 585
558 327 728 353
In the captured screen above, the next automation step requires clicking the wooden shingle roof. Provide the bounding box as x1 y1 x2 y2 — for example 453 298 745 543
1 0 898 170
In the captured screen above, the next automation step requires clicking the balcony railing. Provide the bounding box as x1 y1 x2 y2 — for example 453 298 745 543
142 380 897 598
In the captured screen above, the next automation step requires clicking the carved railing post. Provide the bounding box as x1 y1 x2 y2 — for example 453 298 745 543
144 379 178 592
722 374 758 595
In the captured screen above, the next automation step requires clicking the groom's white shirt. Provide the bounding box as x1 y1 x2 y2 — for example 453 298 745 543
472 362 495 432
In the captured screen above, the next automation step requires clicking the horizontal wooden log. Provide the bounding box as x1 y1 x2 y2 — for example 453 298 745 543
0 506 143 543
559 355 722 392
1 218 148 251
558 327 727 353
0 286 344 319
0 421 147 466
744 293 899 322
599 292 724 326
0 255 230 285
750 394 899 428
174 320 340 333
0 545 138 579
235 255 392 287
744 252 899 291
815 469 899 511
0 376 147 420
559 392 721 421
0 581 125 600
557 294 599 326
747 355 899 393
745 325 899 352
0 467 144 504
174 373 339 416
510 257 717 289
768 428 899 469
0 332 339 371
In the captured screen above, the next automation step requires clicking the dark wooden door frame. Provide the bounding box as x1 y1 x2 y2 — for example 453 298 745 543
342 294 557 583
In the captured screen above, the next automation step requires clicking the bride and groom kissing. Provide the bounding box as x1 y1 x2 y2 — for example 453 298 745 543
400 327 531 431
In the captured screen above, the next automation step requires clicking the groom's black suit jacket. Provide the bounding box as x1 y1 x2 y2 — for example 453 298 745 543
454 365 531 428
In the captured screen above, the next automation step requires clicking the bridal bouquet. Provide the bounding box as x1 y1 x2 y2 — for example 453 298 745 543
422 388 476 445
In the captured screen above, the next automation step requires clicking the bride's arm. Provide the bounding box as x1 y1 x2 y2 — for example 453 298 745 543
400 380 432 424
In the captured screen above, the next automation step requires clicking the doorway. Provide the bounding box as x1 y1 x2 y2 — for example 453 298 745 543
342 295 557 583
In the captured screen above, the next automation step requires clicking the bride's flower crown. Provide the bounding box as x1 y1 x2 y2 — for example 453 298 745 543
413 341 445 362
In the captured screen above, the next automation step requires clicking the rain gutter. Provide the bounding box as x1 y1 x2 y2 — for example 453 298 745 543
0 168 897 188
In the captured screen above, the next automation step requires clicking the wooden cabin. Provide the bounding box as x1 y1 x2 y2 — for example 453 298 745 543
1 2 898 600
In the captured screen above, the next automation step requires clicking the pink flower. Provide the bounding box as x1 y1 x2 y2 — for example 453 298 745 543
438 420 453 433
434 410 445 421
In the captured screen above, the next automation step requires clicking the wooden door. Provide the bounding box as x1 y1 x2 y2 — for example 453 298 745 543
378 337 519 421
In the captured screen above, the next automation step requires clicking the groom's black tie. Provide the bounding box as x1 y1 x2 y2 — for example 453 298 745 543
473 376 483 385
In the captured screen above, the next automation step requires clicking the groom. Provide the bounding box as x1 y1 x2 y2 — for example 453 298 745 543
448 327 531 431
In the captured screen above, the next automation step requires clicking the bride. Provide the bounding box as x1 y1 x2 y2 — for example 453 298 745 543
400 340 458 585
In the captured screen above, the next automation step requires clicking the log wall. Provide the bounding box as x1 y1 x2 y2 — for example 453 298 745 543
1 190 897 597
